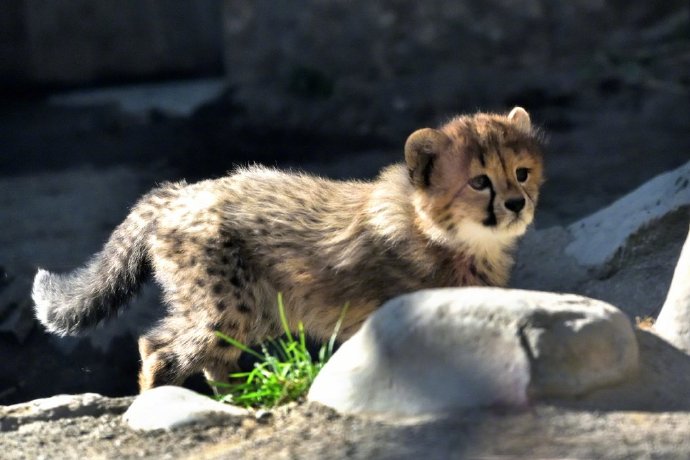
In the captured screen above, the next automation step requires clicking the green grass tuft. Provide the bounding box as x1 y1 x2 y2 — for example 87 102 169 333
209 293 348 408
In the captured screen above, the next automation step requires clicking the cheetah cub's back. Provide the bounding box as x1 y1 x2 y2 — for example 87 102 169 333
32 107 545 391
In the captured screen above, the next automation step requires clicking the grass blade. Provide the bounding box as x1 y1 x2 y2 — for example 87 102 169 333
277 292 294 343
327 302 349 357
215 331 265 360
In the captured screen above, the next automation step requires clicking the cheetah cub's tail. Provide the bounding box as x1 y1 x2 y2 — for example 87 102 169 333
32 195 158 336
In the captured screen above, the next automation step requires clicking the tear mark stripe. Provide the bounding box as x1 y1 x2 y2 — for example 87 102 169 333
483 184 497 227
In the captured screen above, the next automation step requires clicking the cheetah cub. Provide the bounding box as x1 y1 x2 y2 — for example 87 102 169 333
33 107 544 391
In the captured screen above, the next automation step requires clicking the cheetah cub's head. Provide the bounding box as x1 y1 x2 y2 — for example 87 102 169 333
406 107 544 250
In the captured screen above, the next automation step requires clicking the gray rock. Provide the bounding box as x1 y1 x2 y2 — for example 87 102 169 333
0 393 132 432
123 386 250 431
565 160 690 268
513 161 690 320
308 288 638 416
512 225 585 293
654 225 690 351
49 79 228 119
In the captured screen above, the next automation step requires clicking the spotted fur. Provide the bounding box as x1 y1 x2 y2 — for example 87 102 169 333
32 107 544 391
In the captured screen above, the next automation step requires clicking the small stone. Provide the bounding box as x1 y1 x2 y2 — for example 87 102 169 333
254 409 272 423
123 386 250 431
308 288 638 416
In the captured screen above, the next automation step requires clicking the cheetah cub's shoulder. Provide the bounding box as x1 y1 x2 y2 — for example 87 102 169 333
32 107 544 391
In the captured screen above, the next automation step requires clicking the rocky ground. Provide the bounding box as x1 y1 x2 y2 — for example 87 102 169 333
4 383 690 460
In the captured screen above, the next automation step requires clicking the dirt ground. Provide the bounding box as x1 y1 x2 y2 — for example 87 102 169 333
4 391 690 459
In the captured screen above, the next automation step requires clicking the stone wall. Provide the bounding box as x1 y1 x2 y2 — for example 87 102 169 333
1 0 223 86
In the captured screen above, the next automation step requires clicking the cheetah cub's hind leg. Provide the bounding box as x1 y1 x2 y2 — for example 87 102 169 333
201 320 248 395
136 316 240 393
137 334 187 391
202 358 243 396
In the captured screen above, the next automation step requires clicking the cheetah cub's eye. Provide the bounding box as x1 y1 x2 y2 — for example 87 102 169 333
516 168 529 182
469 174 491 191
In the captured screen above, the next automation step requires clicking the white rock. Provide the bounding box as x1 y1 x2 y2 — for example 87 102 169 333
566 160 690 267
654 225 690 351
308 288 638 416
123 386 249 431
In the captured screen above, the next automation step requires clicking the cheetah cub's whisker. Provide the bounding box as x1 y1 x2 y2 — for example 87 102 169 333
32 107 545 392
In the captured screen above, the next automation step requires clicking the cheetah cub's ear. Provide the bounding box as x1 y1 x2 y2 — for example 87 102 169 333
508 106 531 134
405 128 452 188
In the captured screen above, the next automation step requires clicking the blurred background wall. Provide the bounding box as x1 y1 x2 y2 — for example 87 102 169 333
222 0 689 140
0 0 223 87
3 1 687 139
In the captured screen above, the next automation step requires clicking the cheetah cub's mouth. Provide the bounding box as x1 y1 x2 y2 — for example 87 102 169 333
406 107 545 250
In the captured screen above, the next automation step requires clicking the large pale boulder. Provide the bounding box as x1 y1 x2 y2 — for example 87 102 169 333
654 225 690 351
308 288 638 416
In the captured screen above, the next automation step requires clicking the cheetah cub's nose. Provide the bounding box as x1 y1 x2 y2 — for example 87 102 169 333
505 197 526 213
